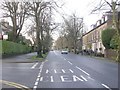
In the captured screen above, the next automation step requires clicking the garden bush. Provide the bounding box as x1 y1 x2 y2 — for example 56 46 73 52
0 40 32 55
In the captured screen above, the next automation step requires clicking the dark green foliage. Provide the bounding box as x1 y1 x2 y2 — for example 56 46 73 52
8 32 32 46
102 28 116 49
110 34 119 49
1 40 31 55
0 41 2 54
8 31 14 41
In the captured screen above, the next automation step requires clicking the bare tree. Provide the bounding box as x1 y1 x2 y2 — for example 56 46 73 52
28 1 47 57
42 10 58 53
27 25 36 45
55 13 84 53
2 2 29 42
92 0 120 62
28 0 59 57
61 13 83 53
55 36 65 50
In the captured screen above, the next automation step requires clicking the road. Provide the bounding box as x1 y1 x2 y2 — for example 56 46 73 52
1 51 119 90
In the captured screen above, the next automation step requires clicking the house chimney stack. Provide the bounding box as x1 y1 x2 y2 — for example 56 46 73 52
99 20 102 25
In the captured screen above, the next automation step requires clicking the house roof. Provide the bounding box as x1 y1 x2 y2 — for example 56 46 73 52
82 20 108 37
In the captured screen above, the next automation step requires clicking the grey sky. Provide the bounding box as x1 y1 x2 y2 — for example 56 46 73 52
54 0 108 29
52 0 111 40
0 0 114 40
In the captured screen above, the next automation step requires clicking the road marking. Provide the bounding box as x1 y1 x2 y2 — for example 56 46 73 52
60 75 72 82
54 51 58 55
45 60 48 62
69 69 74 73
35 82 38 85
0 80 31 90
54 69 57 73
33 86 37 89
38 75 89 82
62 69 65 73
31 62 38 69
102 84 112 90
38 72 41 75
39 70 42 73
50 76 54 82
68 61 72 65
46 69 49 73
33 62 44 89
0 80 21 89
39 63 44 69
76 66 90 76
80 75 87 81
60 76 65 82
88 76 95 81
37 75 40 78
73 75 83 82
37 74 41 77
40 77 43 81
36 78 39 82
64 58 66 60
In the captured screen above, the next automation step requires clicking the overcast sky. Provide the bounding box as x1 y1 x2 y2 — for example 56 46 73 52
0 0 113 40
54 0 107 28
52 0 111 40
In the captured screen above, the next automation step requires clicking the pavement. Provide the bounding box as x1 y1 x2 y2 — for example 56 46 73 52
0 50 119 90
2 52 38 63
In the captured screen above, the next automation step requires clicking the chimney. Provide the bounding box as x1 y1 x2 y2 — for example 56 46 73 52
118 12 120 20
99 20 102 25
103 16 106 22
93 24 96 28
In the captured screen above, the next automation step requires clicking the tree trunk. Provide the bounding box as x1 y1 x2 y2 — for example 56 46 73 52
116 36 120 62
36 15 43 58
12 17 17 42
112 2 120 62
43 46 46 54
74 39 77 54
36 33 43 58
117 47 120 62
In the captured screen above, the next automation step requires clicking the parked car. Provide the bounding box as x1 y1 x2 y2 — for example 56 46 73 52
61 50 68 54
51 49 53 51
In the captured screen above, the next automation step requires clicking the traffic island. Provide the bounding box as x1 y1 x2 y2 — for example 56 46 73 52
30 53 48 62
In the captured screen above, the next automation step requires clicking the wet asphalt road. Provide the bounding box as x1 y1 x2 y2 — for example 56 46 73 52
1 51 119 89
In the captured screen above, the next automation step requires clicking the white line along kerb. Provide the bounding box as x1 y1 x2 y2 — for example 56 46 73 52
102 84 112 90
76 66 90 76
68 61 72 65
80 75 87 81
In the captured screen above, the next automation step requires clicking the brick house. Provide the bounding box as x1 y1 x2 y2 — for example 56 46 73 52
0 19 12 40
82 12 113 55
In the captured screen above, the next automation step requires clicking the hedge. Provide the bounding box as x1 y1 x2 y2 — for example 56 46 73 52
102 28 116 49
0 40 32 55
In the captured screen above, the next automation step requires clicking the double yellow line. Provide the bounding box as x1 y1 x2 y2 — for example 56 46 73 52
0 80 32 90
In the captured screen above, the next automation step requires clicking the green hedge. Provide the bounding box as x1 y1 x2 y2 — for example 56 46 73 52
0 40 32 55
102 28 116 49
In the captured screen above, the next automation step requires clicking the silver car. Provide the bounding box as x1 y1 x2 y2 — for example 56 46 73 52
61 50 68 54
